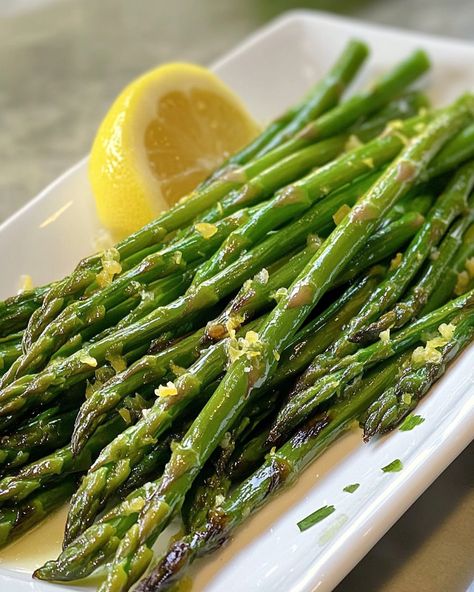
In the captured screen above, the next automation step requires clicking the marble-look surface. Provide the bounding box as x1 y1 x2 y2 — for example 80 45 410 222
0 1 473 591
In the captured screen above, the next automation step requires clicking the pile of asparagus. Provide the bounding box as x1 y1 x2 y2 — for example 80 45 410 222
0 39 473 592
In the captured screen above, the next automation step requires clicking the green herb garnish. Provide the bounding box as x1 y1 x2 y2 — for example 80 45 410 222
381 459 403 473
399 414 425 431
297 505 335 532
343 483 360 494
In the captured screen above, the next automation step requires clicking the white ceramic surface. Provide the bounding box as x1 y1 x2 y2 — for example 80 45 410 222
0 9 473 592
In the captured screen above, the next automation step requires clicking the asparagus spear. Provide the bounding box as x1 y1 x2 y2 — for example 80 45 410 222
117 420 192 500
0 332 22 374
64 316 262 544
422 223 474 313
70 326 210 454
64 268 382 544
362 310 474 438
0 406 77 471
96 100 473 592
295 158 474 390
0 394 151 503
199 92 429 225
354 207 474 342
0 157 403 423
268 289 474 444
203 238 322 344
259 48 428 155
13 98 430 378
224 271 386 480
192 111 434 285
23 50 429 345
181 388 281 533
206 40 369 181
333 209 426 286
5 208 259 383
0 286 49 337
33 349 402 585
50 268 196 361
0 478 77 548
133 356 405 592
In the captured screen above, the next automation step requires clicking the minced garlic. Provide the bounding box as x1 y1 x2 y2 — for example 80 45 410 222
118 408 132 425
466 257 474 277
362 157 375 169
195 222 218 239
345 134 362 151
106 352 127 373
332 204 351 225
96 247 122 288
379 329 391 344
18 274 34 293
214 494 225 506
454 270 469 295
155 381 178 398
390 252 403 271
271 287 288 302
256 268 269 284
170 362 186 377
225 313 245 339
227 330 263 364
80 354 98 368
411 322 455 365
438 323 455 340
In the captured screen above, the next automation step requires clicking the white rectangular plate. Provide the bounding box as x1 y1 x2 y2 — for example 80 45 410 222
0 9 473 592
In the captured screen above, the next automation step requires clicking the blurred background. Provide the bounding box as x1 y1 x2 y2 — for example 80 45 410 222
0 1 473 591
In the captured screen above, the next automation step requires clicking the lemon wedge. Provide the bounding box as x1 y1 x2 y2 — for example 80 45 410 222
89 62 260 238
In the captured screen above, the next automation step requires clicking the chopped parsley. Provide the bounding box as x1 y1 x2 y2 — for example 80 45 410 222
381 459 403 473
399 414 425 432
297 504 335 532
343 483 360 494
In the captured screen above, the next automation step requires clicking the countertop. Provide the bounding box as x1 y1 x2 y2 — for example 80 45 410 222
0 1 473 591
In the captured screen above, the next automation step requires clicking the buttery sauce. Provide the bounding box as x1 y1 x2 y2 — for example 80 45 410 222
0 505 68 572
